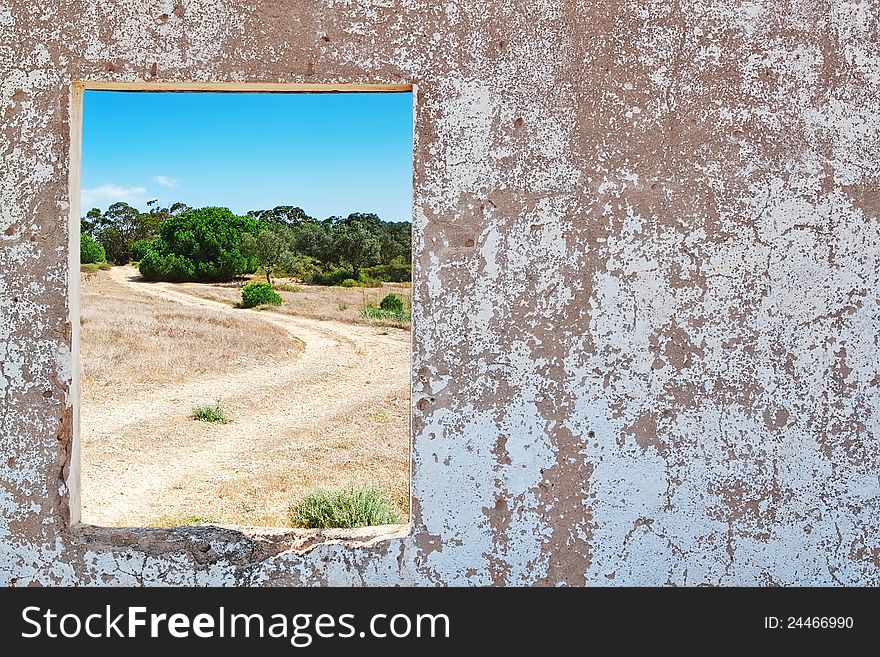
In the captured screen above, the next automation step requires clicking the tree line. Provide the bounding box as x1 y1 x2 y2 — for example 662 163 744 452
80 201 411 285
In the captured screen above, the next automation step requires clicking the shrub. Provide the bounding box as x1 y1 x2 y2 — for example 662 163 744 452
80 233 105 264
130 237 159 262
193 402 226 423
241 282 282 308
361 304 411 323
139 249 196 282
80 263 99 274
138 207 260 282
379 293 404 313
364 258 411 282
288 486 403 529
312 268 355 286
310 268 383 287
282 253 322 282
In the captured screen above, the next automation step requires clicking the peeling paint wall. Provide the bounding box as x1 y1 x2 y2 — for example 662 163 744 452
2 0 879 586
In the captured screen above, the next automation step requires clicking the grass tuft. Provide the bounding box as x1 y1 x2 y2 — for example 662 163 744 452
361 304 411 323
192 402 227 423
288 486 402 529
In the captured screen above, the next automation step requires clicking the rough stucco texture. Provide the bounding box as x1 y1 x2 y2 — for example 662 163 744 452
1 0 880 586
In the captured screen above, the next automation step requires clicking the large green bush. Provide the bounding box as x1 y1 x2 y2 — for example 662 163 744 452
80 233 106 264
130 237 159 262
241 282 282 308
288 486 402 529
138 207 259 282
139 250 196 282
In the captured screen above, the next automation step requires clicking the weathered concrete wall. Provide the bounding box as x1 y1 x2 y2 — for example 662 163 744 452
2 0 879 586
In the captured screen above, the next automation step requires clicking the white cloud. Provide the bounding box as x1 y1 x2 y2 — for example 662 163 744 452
153 175 179 188
80 184 147 209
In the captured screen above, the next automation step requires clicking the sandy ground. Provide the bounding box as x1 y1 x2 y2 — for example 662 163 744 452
80 266 410 528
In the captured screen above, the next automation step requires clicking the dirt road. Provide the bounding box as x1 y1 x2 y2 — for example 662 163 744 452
80 266 410 527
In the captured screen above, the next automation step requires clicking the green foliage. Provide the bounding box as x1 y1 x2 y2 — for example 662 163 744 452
311 268 355 286
80 233 105 264
280 252 322 282
364 257 411 282
241 228 291 284
379 221 412 264
247 205 312 228
361 303 411 323
192 402 226 423
285 220 328 263
329 214 382 278
94 203 149 264
379 293 404 313
83 201 413 284
80 263 100 274
139 249 196 282
241 282 282 308
130 238 159 262
82 201 190 265
139 207 260 282
310 268 380 287
338 302 348 311
288 486 403 529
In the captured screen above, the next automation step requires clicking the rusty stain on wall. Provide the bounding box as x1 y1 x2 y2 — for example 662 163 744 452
1 0 879 586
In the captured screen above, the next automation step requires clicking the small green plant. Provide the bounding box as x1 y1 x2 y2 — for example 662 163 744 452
192 402 227 423
379 293 404 313
80 263 100 274
288 486 403 529
241 282 282 308
274 281 303 292
98 261 111 271
338 302 348 311
361 304 411 323
340 278 359 288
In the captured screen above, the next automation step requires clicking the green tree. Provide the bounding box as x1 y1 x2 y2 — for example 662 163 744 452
379 221 412 265
91 202 156 264
139 207 259 282
292 220 332 266
247 205 312 228
81 207 102 236
241 228 291 285
328 214 381 278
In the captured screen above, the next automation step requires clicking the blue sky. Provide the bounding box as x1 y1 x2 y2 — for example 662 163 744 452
80 91 413 221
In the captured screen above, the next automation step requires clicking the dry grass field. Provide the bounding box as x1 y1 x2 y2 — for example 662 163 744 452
79 266 410 528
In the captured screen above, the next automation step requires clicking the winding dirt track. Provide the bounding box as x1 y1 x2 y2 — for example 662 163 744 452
80 266 410 527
